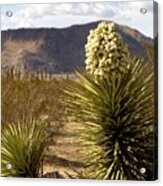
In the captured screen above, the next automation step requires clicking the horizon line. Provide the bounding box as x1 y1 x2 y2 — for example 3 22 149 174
1 20 153 39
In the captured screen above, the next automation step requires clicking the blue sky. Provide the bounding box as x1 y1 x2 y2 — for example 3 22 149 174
0 1 154 38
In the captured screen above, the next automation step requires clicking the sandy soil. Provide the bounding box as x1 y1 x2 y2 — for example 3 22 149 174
43 121 84 178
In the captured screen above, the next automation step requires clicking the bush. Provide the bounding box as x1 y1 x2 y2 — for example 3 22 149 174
1 71 68 130
1 119 49 177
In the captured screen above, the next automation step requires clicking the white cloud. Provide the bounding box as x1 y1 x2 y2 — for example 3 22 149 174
2 2 117 19
1 1 154 37
17 4 52 19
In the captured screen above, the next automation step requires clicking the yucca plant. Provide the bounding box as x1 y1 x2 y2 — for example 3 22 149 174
1 119 49 177
65 22 155 180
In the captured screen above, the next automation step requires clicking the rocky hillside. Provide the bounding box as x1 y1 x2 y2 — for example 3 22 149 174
1 21 153 73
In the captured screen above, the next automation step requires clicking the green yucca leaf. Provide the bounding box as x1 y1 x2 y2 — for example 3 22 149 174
1 119 49 177
65 56 155 180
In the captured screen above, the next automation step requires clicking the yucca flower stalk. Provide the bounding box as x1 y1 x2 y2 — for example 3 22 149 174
65 22 155 180
85 22 129 80
1 119 49 177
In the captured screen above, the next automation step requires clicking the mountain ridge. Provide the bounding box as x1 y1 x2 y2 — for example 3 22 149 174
1 21 153 74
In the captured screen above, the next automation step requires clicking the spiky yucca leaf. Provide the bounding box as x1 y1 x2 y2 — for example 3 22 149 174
2 119 48 177
65 57 154 180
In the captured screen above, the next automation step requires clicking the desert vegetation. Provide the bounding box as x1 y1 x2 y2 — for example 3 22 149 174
1 69 73 177
2 69 68 127
64 22 156 180
2 119 48 177
1 22 156 180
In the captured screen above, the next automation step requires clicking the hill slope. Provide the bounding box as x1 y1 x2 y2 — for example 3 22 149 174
1 21 153 73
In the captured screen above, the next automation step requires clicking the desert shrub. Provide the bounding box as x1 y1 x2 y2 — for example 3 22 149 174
1 119 49 177
1 70 69 130
65 22 155 180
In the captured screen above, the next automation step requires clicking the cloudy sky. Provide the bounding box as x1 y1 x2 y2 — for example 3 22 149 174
0 1 154 38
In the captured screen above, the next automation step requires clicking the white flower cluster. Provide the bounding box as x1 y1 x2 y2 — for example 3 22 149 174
85 22 130 80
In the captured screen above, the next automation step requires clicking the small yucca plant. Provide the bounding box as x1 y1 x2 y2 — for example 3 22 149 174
65 22 155 180
1 119 48 177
